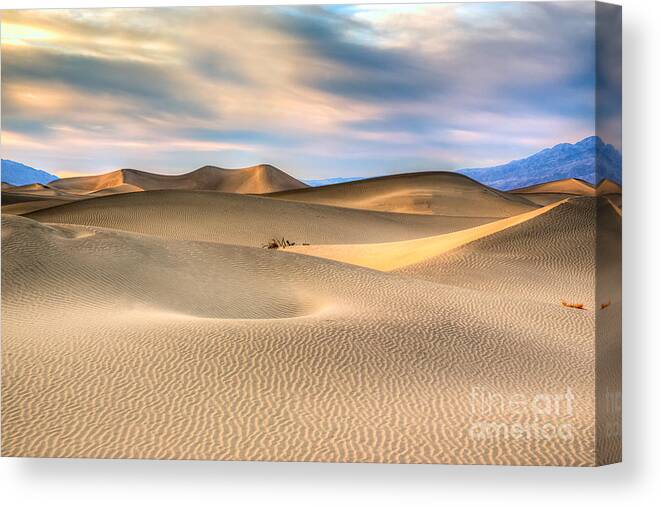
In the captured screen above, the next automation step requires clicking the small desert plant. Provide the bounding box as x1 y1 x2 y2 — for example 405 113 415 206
262 237 296 249
561 300 585 310
600 300 611 310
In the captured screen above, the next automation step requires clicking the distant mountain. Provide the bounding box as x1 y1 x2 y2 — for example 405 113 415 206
1 159 58 186
303 176 365 187
458 136 621 190
49 164 309 194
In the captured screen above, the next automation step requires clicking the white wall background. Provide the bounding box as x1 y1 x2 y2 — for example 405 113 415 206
1 0 659 504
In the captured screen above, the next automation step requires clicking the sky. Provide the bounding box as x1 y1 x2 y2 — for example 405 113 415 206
0 2 615 179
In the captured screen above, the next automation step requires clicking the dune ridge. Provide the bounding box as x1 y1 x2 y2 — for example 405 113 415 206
267 171 538 216
510 178 596 196
596 179 622 196
506 178 622 206
48 164 308 195
510 178 621 197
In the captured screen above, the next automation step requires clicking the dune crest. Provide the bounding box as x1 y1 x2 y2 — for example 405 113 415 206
596 179 622 196
48 164 308 195
510 178 596 196
267 171 538 216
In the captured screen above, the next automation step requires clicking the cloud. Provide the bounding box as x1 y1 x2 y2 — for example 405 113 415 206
0 4 604 178
2 45 210 117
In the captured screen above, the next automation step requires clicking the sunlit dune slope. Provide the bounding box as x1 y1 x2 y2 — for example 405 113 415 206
25 190 494 246
48 164 308 194
286 199 566 272
266 171 538 216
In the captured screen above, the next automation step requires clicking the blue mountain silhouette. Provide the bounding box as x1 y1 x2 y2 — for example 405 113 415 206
1 159 58 186
458 136 621 190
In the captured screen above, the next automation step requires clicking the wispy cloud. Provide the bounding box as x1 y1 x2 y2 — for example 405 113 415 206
1 3 603 178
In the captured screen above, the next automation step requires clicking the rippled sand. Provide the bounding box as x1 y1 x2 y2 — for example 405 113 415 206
1 188 620 465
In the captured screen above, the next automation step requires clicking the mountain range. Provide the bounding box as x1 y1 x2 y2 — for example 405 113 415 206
458 136 621 190
1 159 58 186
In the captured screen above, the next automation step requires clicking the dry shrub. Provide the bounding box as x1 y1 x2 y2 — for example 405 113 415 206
561 300 585 310
262 237 296 250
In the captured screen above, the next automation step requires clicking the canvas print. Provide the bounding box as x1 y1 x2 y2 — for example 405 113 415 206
1 2 621 466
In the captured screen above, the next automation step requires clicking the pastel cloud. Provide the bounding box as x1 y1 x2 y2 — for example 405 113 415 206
1 3 605 178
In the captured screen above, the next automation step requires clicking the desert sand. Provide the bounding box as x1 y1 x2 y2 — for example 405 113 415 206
1 170 621 465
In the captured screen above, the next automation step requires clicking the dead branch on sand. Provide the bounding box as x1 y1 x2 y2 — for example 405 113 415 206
262 237 297 250
561 300 586 310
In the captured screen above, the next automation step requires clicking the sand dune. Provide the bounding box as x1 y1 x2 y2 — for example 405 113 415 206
1 198 79 216
511 179 622 205
26 190 497 247
596 179 622 196
49 164 308 195
508 178 621 206
285 199 566 271
2 184 85 215
2 162 617 465
267 171 538 216
2 214 599 464
88 183 144 196
510 178 595 196
5 182 50 192
2 182 76 197
397 197 617 307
